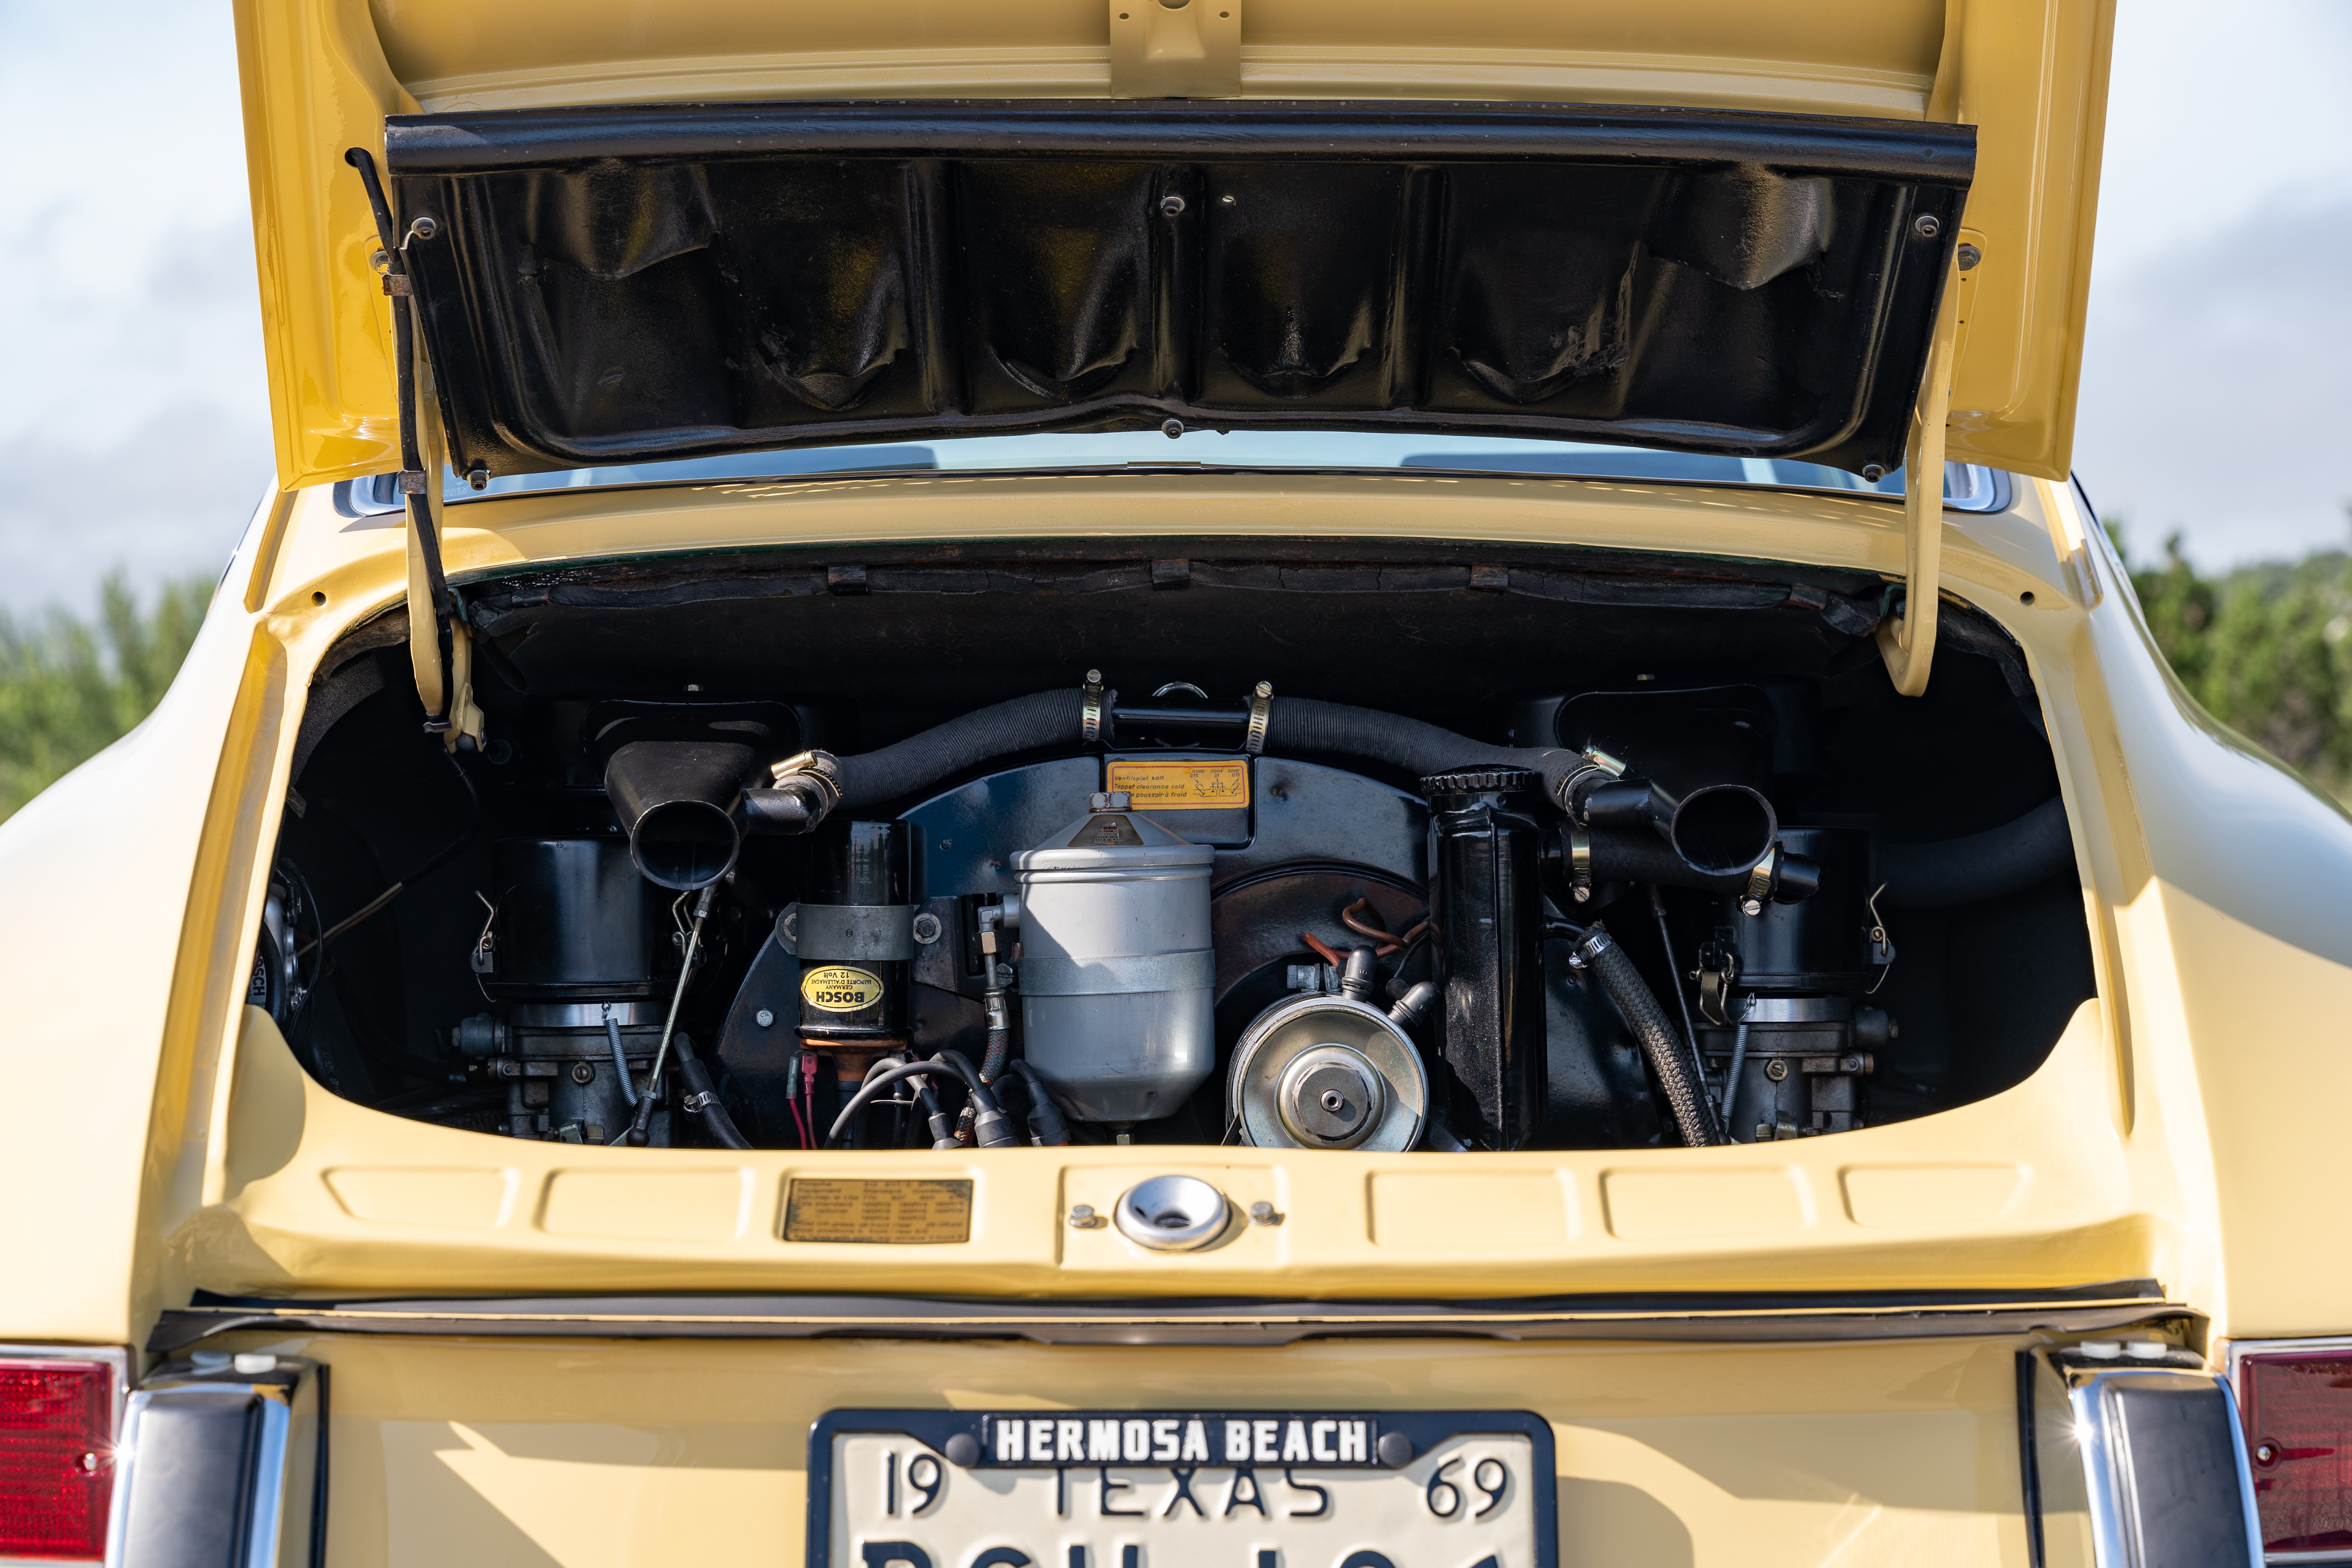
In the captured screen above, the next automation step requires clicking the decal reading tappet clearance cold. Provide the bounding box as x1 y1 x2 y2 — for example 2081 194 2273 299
800 964 886 1013
1106 759 1250 809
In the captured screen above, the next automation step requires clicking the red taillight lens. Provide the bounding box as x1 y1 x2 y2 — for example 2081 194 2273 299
2240 1349 2352 1554
0 1358 115 1561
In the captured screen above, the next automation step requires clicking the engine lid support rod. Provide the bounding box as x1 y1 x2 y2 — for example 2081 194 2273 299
343 147 485 752
1877 251 1963 698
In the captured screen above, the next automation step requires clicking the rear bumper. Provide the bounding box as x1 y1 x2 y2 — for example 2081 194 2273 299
101 1319 2260 1567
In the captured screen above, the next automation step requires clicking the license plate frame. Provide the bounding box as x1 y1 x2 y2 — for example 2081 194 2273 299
806 1408 1557 1568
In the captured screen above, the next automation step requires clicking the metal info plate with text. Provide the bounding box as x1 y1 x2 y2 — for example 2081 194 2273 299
809 1410 1556 1568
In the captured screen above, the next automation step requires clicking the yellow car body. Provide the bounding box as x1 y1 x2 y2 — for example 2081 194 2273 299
8 0 2352 1564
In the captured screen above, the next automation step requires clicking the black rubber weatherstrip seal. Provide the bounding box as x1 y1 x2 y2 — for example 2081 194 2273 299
150 1281 2182 1354
385 98 1975 177
2016 1349 2049 1568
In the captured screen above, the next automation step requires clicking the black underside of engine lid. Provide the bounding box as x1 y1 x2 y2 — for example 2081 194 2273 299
383 100 1975 480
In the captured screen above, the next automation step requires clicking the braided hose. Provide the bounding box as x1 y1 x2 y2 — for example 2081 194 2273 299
1575 922 1726 1147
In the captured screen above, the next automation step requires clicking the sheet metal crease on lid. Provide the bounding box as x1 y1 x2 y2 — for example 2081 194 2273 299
383 100 1974 479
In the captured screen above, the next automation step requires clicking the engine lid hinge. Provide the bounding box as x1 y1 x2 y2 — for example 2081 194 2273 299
1108 0 1240 98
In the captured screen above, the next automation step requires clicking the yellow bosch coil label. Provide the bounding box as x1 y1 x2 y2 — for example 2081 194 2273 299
1106 759 1250 810
799 964 885 1013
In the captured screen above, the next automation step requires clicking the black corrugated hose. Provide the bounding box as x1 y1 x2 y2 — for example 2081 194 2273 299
1878 796 2073 908
1263 696 1603 813
835 691 1087 809
783 688 1621 822
670 1034 753 1150
1572 922 1727 1147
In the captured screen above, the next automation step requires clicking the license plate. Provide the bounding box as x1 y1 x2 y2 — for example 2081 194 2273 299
808 1410 1556 1568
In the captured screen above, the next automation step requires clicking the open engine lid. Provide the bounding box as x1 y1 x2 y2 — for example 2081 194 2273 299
384 101 1971 481
237 0 2114 486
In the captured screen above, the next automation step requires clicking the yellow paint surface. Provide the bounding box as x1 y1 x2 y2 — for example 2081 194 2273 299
217 1332 2094 1568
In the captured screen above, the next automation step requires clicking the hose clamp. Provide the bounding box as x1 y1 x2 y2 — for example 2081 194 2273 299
1740 846 1779 916
682 1091 719 1113
769 750 843 818
1568 825 1593 904
1555 746 1627 816
1245 680 1273 755
1082 669 1106 743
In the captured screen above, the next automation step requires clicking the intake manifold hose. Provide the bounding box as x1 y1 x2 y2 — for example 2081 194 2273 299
1260 696 1607 817
833 690 1086 810
1572 922 1727 1148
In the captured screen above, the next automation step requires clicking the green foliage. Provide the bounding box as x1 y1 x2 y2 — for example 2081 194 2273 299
0 570 213 822
2112 517 2352 799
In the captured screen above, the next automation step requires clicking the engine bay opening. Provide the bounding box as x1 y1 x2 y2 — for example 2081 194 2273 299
255 539 2093 1152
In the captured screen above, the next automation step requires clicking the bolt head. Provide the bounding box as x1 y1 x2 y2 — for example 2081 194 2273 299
408 214 439 241
1913 213 1941 239
944 1433 982 1467
1249 1200 1276 1223
570 1061 595 1084
755 1008 775 1028
2256 1441 2280 1465
1764 1058 1789 1082
1861 463 1886 482
1740 897 1763 916
1159 194 1187 217
1376 1431 1415 1468
1956 242 1983 270
1161 418 1184 438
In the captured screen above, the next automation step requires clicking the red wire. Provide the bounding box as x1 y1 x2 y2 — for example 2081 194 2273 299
1301 931 1344 967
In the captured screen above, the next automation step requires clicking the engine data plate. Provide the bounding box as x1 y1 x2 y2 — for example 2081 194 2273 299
809 1410 1555 1568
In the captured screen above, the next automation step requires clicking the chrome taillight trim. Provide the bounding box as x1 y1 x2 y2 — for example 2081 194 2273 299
0 1344 132 1568
2062 1366 2264 1568
102 1357 323 1568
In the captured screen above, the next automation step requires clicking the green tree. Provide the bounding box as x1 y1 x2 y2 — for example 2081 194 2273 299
2113 511 2352 801
2125 530 2219 694
0 570 214 821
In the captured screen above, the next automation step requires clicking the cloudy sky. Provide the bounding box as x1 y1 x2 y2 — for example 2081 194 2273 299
0 0 2345 614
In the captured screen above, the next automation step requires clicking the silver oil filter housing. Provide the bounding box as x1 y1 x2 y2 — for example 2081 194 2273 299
1010 793 1216 1123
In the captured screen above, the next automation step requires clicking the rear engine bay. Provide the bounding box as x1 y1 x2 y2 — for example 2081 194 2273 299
254 539 2094 1154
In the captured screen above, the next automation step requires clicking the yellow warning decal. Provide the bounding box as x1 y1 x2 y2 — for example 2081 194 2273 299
1106 759 1250 810
784 1179 973 1244
800 964 886 1013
